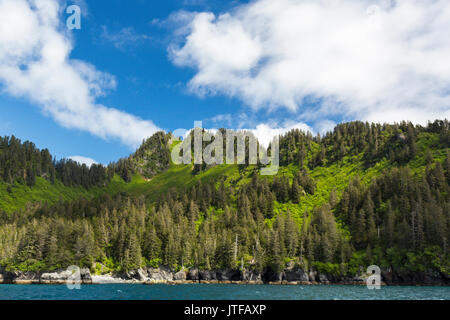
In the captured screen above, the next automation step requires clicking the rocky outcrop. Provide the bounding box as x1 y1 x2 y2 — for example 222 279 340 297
119 268 148 282
283 268 309 282
381 269 449 286
174 270 187 281
308 271 317 282
0 268 93 284
0 266 448 285
40 270 72 284
199 270 216 281
242 269 262 283
147 266 174 281
216 269 241 281
187 268 199 281
81 268 92 283
3 271 41 284
318 274 330 284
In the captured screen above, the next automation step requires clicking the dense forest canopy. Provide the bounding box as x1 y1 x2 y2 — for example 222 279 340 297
0 120 448 279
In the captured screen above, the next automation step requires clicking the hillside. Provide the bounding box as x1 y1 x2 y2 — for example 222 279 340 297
0 120 448 283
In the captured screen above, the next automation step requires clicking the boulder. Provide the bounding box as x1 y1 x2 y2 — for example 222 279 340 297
174 270 187 281
242 270 262 282
40 270 74 283
187 268 199 281
199 270 217 281
80 268 92 283
2 271 39 283
91 275 125 284
41 270 71 281
147 268 164 281
159 266 174 280
318 274 329 283
147 267 173 281
273 272 283 282
123 268 148 281
217 269 241 281
283 268 309 282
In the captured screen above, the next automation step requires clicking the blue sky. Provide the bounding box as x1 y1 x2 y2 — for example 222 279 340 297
0 0 251 164
0 0 449 165
0 0 281 164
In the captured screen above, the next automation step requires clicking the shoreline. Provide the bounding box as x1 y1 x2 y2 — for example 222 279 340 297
1 267 448 286
1 278 448 287
1 281 448 286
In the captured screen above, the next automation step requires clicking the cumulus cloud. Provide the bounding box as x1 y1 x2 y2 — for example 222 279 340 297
170 0 450 124
315 119 337 135
0 0 160 148
204 114 313 147
69 155 97 167
250 122 313 147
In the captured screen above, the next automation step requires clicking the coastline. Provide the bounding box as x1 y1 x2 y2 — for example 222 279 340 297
1 266 448 286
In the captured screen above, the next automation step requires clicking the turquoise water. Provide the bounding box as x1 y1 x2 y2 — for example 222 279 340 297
0 284 448 300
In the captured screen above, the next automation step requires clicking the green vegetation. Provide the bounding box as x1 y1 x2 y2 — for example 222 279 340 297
0 120 448 280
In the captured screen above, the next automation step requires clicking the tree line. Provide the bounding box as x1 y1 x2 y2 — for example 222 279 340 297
0 120 448 277
0 153 448 276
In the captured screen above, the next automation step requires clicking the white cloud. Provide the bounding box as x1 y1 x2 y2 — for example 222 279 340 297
204 117 313 147
207 113 233 127
69 155 97 167
101 26 151 50
315 119 336 135
0 0 160 148
204 110 315 147
170 0 450 124
250 122 313 147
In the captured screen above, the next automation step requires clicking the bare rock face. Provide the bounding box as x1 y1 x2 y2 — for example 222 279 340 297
80 268 92 283
124 268 148 281
242 270 262 282
308 271 317 282
217 269 242 281
40 270 74 284
39 268 93 284
137 268 148 281
187 268 199 281
159 266 174 281
147 268 164 281
10 271 40 284
174 270 187 281
40 271 68 281
318 274 330 283
273 272 283 282
283 268 309 282
199 270 219 281
147 267 173 281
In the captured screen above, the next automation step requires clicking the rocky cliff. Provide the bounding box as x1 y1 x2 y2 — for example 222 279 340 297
1 266 448 285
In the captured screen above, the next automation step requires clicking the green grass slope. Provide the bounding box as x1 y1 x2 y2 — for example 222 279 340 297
1 131 447 221
0 177 107 214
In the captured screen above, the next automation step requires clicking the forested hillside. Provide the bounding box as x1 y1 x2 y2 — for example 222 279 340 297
0 120 448 281
0 132 172 213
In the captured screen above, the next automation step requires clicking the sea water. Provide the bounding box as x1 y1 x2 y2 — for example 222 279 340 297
0 284 448 300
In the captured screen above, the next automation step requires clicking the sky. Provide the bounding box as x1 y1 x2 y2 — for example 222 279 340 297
0 0 449 165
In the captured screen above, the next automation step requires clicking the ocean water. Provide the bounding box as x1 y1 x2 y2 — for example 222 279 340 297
0 284 448 300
